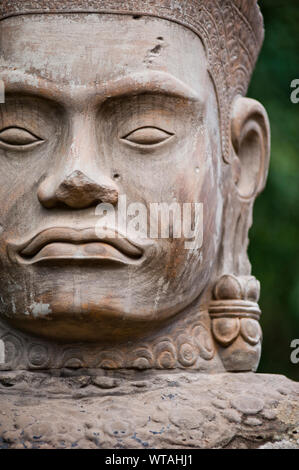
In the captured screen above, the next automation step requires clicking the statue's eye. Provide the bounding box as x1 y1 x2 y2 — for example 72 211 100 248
123 127 174 146
0 127 43 148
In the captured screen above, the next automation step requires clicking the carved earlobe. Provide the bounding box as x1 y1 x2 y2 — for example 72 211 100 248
209 274 262 372
231 97 270 200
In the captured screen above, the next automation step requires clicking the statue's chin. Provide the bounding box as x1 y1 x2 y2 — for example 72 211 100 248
3 299 189 343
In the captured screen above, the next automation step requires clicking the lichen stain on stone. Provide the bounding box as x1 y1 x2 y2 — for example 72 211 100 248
29 302 52 318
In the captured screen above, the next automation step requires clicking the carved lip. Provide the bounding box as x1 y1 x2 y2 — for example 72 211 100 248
14 227 144 265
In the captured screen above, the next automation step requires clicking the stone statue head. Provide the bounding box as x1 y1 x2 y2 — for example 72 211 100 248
0 1 270 373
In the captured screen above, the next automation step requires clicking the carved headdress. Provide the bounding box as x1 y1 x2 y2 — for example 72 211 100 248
0 0 264 162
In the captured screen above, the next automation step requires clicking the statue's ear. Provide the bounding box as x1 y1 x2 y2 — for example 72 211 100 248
231 96 270 200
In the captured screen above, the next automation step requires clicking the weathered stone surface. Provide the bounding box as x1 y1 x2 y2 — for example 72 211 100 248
0 0 289 453
0 2 270 374
0 372 298 449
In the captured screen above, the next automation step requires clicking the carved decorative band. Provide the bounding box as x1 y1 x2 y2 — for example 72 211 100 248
209 300 261 320
0 314 222 372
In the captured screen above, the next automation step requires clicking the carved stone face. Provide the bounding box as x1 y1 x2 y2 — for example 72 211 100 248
0 14 224 342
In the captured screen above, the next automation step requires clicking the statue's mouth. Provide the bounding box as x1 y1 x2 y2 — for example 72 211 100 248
11 227 144 265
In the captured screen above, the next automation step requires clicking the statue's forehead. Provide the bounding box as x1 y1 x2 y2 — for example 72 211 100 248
0 14 208 97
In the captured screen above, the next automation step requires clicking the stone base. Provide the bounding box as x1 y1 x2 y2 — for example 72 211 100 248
0 371 298 449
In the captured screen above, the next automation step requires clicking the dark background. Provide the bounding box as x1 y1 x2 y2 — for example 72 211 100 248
248 0 299 380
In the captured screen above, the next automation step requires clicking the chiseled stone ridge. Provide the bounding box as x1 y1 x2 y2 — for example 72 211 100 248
0 372 298 449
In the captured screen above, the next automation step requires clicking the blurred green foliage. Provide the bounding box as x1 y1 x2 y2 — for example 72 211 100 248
247 0 299 380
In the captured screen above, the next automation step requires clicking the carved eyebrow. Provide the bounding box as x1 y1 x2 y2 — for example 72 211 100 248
101 71 200 102
0 69 201 106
